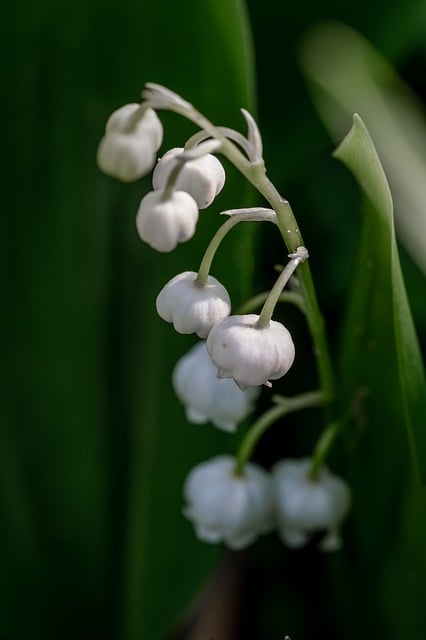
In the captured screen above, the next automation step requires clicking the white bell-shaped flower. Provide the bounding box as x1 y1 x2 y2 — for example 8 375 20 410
152 147 225 209
272 458 351 551
183 455 275 549
173 342 259 431
136 190 198 252
97 104 163 182
206 314 295 390
156 271 231 338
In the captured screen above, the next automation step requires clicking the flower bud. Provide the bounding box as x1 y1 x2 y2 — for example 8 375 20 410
136 190 198 252
272 458 351 551
173 342 259 431
156 271 230 338
183 455 275 549
206 314 295 390
152 147 225 209
97 134 157 182
97 104 163 181
105 104 163 149
105 103 140 132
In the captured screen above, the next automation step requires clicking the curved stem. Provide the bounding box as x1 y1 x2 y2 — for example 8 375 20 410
234 391 325 475
162 161 184 200
248 189 335 404
310 420 342 479
196 216 241 284
196 208 276 284
162 140 221 201
185 127 254 160
255 247 308 329
236 291 306 315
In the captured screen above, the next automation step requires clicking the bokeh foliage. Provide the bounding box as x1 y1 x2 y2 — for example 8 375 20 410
239 2 426 640
1 1 255 638
1 0 426 639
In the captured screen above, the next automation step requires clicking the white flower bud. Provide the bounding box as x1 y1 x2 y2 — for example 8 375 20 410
152 147 225 209
97 134 157 182
97 104 163 181
105 104 163 149
272 458 351 551
136 190 198 253
105 103 140 132
156 271 230 338
183 455 275 549
173 342 259 431
206 314 295 390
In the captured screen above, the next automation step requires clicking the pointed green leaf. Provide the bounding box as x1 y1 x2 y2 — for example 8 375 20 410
334 114 426 482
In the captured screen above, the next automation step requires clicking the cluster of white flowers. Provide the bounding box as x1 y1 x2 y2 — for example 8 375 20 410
158 270 296 392
98 100 225 253
183 455 350 551
97 85 351 555
137 141 226 252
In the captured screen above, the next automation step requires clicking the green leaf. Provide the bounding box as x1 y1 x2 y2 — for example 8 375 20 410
334 114 426 482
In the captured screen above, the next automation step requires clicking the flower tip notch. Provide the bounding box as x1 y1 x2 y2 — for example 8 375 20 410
240 107 263 163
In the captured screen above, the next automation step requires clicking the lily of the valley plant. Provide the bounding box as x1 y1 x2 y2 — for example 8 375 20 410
97 83 352 552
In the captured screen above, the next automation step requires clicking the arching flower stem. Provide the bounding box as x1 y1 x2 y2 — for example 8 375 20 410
255 247 308 329
234 390 325 475
196 208 276 285
310 419 343 480
236 290 306 315
161 160 185 201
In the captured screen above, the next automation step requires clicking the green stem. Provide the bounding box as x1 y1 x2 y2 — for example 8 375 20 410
255 247 308 329
254 194 335 404
184 127 254 160
310 420 342 479
196 208 276 284
162 160 185 201
236 291 305 315
196 216 241 284
234 391 325 475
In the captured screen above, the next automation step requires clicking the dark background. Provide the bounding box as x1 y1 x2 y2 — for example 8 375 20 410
1 0 425 638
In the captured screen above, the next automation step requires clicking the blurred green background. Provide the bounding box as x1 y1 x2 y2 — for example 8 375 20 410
1 0 425 638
